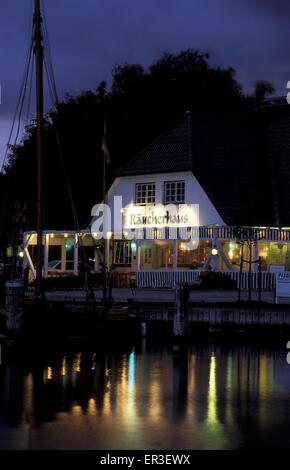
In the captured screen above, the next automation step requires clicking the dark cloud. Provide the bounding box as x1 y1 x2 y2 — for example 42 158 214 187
0 0 289 164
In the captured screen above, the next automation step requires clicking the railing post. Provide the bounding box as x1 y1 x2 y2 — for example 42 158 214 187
43 233 48 278
254 240 259 272
173 239 177 286
74 233 79 276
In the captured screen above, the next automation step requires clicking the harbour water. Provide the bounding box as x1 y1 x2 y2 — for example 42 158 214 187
0 338 290 450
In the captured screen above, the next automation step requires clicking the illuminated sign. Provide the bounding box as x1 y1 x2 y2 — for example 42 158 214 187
123 204 199 229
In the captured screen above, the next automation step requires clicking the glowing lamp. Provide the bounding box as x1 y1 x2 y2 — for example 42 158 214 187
211 248 218 256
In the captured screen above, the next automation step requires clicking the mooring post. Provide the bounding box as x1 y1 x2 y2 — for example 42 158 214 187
174 283 190 337
140 321 147 337
5 280 24 332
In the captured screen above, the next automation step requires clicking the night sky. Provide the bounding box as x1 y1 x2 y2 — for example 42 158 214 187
0 0 289 165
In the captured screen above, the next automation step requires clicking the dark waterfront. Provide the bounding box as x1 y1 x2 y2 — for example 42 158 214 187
0 338 290 450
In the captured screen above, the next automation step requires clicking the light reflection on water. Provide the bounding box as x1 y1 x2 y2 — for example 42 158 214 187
0 341 289 449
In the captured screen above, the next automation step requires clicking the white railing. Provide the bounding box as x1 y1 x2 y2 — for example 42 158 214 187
136 270 276 289
136 226 290 241
199 226 290 242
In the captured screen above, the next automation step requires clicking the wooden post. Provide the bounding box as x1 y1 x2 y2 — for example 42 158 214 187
5 280 24 332
173 239 177 287
135 241 140 271
61 237 66 271
248 242 252 302
238 244 243 302
258 256 262 303
43 233 48 278
173 240 177 267
74 233 79 276
94 246 99 271
254 241 259 272
174 283 190 337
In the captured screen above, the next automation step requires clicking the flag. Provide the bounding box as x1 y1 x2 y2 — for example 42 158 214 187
102 120 110 164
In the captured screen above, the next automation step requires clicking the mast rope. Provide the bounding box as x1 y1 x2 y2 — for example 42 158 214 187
41 2 95 299
1 27 34 173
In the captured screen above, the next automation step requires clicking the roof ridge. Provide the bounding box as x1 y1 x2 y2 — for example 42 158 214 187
116 112 190 175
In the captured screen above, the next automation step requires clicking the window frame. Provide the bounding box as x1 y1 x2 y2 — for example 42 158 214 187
163 180 185 204
135 182 156 205
113 240 132 267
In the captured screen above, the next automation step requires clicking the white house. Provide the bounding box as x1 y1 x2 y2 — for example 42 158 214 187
24 111 290 288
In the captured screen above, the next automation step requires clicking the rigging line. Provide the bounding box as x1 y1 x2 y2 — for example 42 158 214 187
43 39 58 105
13 38 34 150
25 52 35 124
44 56 55 108
42 8 94 299
43 59 91 270
41 0 58 103
1 29 34 173
0 10 34 229
43 44 92 269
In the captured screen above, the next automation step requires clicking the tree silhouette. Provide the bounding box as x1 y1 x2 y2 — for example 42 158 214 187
0 48 260 249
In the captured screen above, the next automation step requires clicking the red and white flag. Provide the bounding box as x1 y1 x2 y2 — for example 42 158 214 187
102 120 110 164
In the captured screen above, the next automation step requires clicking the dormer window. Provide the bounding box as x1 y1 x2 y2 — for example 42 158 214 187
164 181 185 203
135 183 155 204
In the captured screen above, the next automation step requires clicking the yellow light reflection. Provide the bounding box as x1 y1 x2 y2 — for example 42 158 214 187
75 353 81 373
201 354 226 450
47 367 52 380
103 386 111 416
207 355 217 425
149 377 162 423
88 398 97 416
91 353 96 371
62 356 66 376
72 405 82 416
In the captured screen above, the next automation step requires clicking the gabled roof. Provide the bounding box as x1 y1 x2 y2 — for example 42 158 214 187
266 115 290 227
117 111 290 227
117 112 193 176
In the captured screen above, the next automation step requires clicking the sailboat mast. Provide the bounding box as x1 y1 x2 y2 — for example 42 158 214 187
34 0 44 295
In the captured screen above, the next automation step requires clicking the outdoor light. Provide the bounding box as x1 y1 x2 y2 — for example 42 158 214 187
18 251 24 258
6 246 13 257
211 248 218 256
131 242 136 249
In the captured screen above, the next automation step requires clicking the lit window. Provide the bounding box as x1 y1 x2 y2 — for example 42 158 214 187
113 241 132 265
135 183 155 204
164 181 185 203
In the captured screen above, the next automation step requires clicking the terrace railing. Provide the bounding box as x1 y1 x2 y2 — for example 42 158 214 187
199 226 290 241
136 270 276 289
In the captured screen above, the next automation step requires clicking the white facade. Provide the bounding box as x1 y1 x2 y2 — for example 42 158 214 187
23 171 290 289
107 171 225 229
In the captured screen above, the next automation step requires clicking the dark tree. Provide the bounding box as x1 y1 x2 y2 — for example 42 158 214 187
0 48 257 249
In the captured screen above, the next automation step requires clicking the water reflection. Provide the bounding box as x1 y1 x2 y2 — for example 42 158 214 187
0 341 289 449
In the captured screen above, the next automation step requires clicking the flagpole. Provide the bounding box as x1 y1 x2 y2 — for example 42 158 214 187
102 119 108 305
